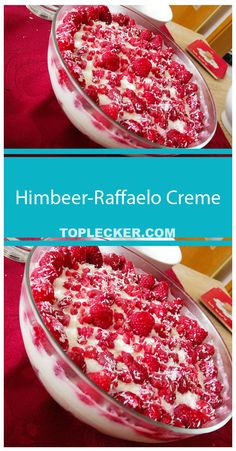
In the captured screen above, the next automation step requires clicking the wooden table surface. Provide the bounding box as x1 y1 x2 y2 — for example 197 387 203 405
167 22 232 146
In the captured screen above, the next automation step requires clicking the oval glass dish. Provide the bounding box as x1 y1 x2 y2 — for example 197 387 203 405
47 5 217 149
19 245 231 443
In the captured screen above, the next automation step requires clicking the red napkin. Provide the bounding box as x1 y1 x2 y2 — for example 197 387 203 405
4 6 231 149
4 257 232 446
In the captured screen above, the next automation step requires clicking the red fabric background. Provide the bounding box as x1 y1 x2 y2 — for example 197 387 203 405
4 257 232 447
4 6 230 149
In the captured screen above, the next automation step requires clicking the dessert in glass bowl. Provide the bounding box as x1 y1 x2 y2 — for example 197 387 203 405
19 245 231 443
48 6 216 149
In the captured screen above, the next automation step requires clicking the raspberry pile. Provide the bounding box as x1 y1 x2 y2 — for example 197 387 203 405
56 6 205 148
31 246 223 429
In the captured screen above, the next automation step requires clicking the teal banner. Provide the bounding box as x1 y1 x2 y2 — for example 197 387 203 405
4 154 232 241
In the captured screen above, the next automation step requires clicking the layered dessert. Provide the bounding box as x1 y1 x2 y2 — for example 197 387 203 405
30 246 223 429
55 6 205 148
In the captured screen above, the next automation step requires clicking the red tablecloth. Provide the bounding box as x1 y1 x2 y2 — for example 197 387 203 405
4 6 231 149
4 257 232 447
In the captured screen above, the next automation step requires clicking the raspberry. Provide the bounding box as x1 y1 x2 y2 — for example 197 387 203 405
89 302 113 329
39 250 63 270
67 347 86 372
103 253 125 270
88 371 112 392
100 103 120 120
36 301 55 317
140 28 153 41
44 315 69 351
173 404 203 428
150 34 163 50
31 280 54 303
132 57 152 77
120 120 143 136
199 359 218 379
55 311 70 327
144 129 165 145
177 316 208 345
98 5 112 24
86 246 103 268
129 360 148 383
139 274 155 289
114 391 142 412
143 354 160 372
84 84 99 103
184 82 198 95
129 311 154 336
101 51 120 71
197 343 215 360
31 264 59 283
152 281 169 301
113 13 130 27
166 129 193 148
86 6 100 22
57 33 74 51
58 295 73 309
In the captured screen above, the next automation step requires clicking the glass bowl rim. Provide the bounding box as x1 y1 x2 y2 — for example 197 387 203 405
50 5 217 150
23 242 232 436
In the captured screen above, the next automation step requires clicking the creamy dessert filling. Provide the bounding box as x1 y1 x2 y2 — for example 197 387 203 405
56 6 205 148
30 246 223 429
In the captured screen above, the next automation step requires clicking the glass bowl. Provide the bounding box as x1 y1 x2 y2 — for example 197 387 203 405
19 245 232 443
47 5 217 149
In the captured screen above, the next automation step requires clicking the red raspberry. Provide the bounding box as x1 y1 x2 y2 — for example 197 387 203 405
55 310 70 326
86 246 103 268
152 281 169 301
113 13 130 27
88 289 105 302
164 298 184 315
88 371 112 392
129 360 148 383
70 246 87 264
101 51 120 71
184 82 198 95
120 119 143 136
103 253 125 270
98 5 112 24
57 33 74 52
89 302 113 329
166 129 193 148
39 250 63 270
132 57 152 77
84 85 99 103
100 103 120 120
173 404 203 428
31 280 54 303
140 28 153 41
205 378 223 395
67 347 86 372
114 391 142 412
177 316 208 345
58 295 73 309
143 354 160 372
44 315 69 351
143 91 156 105
197 343 215 360
36 301 55 317
129 311 154 336
144 129 165 145
150 34 163 50
199 359 218 379
86 6 100 22
31 264 59 283
139 274 155 289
